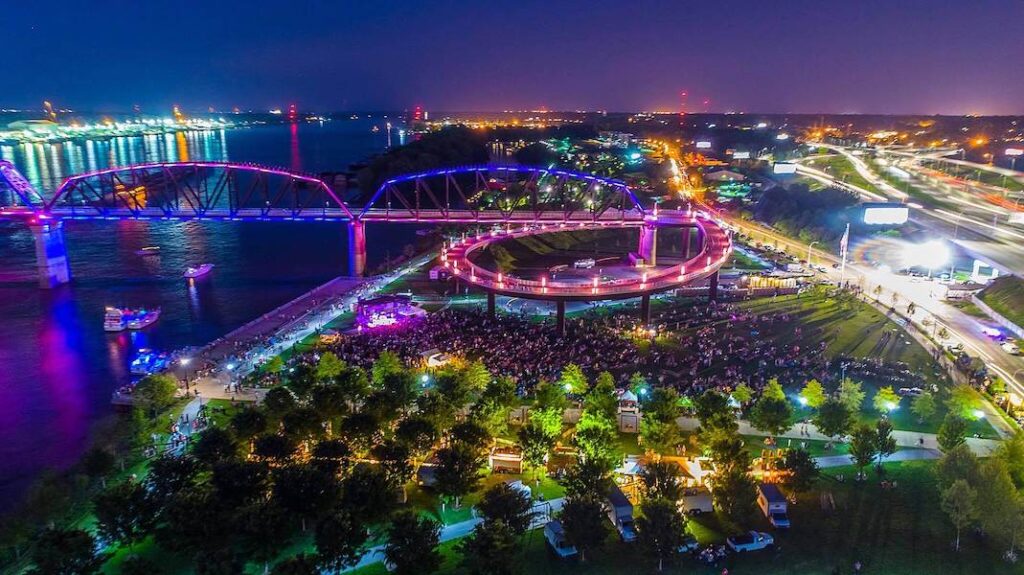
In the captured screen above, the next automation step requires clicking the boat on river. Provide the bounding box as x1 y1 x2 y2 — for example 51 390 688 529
104 307 161 331
184 263 214 279
135 246 161 256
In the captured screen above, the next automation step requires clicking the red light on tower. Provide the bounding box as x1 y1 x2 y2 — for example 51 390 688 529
412 105 424 122
287 104 298 122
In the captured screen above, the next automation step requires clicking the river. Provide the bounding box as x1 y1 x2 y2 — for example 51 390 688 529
0 118 414 511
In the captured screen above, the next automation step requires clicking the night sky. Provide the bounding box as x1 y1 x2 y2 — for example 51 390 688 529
4 0 1023 114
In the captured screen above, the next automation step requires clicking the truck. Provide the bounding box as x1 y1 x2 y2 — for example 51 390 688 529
757 483 790 528
606 484 638 542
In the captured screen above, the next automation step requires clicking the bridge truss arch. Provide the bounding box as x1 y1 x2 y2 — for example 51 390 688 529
359 165 646 223
46 162 354 221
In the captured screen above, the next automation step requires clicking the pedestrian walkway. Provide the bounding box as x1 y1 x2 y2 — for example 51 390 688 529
815 447 942 469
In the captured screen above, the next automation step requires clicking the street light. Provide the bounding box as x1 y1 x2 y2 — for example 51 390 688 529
806 241 819 266
180 357 192 391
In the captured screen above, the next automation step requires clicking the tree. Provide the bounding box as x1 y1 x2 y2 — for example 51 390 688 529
458 519 519 575
873 386 901 414
636 498 687 572
640 416 682 456
191 427 239 465
559 363 589 395
315 509 368 573
814 398 852 440
460 360 492 396
383 511 442 575
271 554 319 575
373 440 414 501
645 387 682 425
237 503 292 575
146 454 202 507
518 422 555 481
282 406 327 443
81 446 116 488
310 384 350 429
310 438 352 476
273 464 341 532
975 458 1024 556
559 495 608 562
28 527 103 575
340 411 383 454
936 444 980 490
799 379 826 409
341 466 397 526
709 466 756 523
265 356 285 378
748 393 793 438
837 378 866 414
263 387 297 415
93 481 155 549
731 383 754 406
573 411 621 472
639 460 684 501
230 407 269 442
476 482 535 534
782 448 819 494
133 374 179 414
371 350 405 387
694 390 736 434
564 457 612 500
945 384 979 419
252 433 297 463
910 392 937 423
874 418 897 468
395 415 439 457
938 414 968 452
316 351 345 381
998 433 1024 489
211 459 272 508
471 376 517 436
434 442 484 508
762 378 786 401
849 425 878 478
585 372 619 424
449 419 492 451
941 479 977 552
193 548 244 575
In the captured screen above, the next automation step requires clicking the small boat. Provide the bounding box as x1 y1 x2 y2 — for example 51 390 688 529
184 263 214 279
104 307 127 332
371 125 380 133
135 246 161 256
126 308 161 330
130 348 170 376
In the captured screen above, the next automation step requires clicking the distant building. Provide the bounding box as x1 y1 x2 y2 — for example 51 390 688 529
704 169 746 183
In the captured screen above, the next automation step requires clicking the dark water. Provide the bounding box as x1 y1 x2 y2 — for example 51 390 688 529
0 119 412 510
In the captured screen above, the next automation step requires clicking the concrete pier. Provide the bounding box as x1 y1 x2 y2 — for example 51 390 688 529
31 221 71 288
638 223 658 266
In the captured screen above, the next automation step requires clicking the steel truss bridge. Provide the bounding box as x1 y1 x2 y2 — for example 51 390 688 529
0 161 730 316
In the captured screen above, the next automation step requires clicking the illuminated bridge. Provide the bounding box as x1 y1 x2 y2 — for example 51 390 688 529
0 161 731 314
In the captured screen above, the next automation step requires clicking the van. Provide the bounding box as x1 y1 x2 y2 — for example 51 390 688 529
757 483 789 528
543 520 578 559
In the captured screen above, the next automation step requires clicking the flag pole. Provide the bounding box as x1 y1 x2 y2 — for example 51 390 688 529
839 223 850 287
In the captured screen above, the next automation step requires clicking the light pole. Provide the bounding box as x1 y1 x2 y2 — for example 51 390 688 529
806 241 819 266
180 357 192 393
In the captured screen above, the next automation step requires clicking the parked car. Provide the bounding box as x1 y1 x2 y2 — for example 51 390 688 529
543 520 578 559
727 531 775 552
677 534 700 554
1002 342 1021 355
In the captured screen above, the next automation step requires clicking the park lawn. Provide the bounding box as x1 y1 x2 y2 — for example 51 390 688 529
727 248 773 271
407 472 565 526
806 155 881 195
741 435 851 459
950 299 989 320
978 275 1024 331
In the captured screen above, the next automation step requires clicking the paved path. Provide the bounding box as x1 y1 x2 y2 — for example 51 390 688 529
677 416 1003 456
815 447 942 469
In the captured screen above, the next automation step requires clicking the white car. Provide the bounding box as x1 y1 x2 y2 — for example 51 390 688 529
1002 342 1021 355
727 531 775 552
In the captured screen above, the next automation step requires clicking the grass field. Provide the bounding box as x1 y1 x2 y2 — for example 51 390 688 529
978 275 1024 331
730 291 996 437
805 155 881 195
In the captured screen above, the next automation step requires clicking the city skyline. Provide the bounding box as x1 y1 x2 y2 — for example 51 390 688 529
5 0 1023 115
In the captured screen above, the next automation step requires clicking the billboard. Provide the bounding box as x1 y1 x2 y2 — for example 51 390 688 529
863 203 910 225
732 151 751 160
772 162 797 174
1006 148 1023 157
695 140 712 150
1009 212 1024 224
